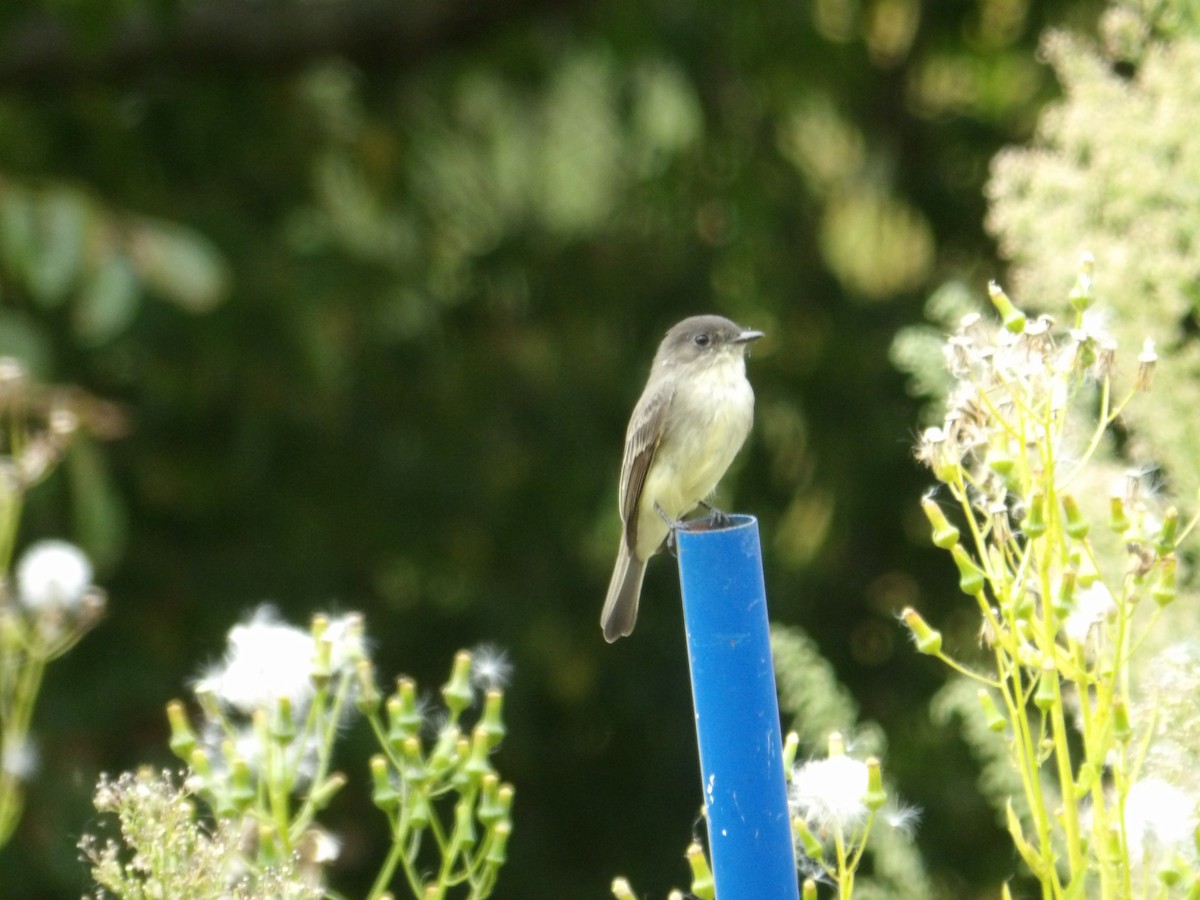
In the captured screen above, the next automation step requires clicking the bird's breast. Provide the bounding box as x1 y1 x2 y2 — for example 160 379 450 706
633 361 754 559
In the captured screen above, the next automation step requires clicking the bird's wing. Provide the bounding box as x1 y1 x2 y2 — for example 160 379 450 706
619 382 674 554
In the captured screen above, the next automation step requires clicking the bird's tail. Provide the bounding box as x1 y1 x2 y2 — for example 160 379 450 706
601 542 646 642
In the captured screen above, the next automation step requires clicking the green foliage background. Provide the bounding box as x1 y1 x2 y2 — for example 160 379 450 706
0 0 1104 896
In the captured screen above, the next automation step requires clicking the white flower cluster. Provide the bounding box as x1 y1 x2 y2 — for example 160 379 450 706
196 605 365 715
787 734 920 887
915 277 1131 497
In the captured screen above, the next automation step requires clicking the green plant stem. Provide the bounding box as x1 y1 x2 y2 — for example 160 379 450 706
834 827 853 900
367 816 416 900
0 645 47 847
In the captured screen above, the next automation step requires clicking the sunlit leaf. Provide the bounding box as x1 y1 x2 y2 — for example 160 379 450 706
128 219 229 313
27 188 89 307
67 435 128 571
0 308 52 377
74 254 142 345
0 182 36 280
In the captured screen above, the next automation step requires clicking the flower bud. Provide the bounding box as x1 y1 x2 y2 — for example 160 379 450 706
1061 494 1089 540
190 747 213 781
309 772 347 810
1136 338 1157 391
428 724 461 773
803 880 819 900
479 690 506 749
901 607 942 656
166 700 197 761
987 434 1015 477
1159 853 1187 887
355 659 380 714
1024 491 1047 539
1070 546 1100 587
446 736 471 789
988 281 1027 334
1034 660 1058 711
782 731 800 773
454 797 477 848
864 757 887 811
387 678 423 752
1069 253 1095 313
230 755 255 811
1053 568 1077 619
410 792 432 830
685 842 715 900
442 650 474 716
951 544 986 595
921 496 960 549
486 822 511 867
1155 506 1179 555
477 773 503 825
1113 696 1131 743
497 784 514 825
311 636 333 691
794 817 824 861
258 822 279 864
271 695 296 744
465 727 493 782
370 755 398 809
1151 555 1177 608
827 731 846 758
611 878 635 900
978 689 1007 733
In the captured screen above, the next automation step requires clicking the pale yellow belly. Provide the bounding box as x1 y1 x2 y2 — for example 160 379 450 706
631 375 753 560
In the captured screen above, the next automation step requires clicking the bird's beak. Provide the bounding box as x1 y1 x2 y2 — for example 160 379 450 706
733 328 765 345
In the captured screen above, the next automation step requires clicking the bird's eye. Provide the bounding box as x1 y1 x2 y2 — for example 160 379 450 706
693 333 711 348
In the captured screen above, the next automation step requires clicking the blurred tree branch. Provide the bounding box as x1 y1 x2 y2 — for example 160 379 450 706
0 0 566 89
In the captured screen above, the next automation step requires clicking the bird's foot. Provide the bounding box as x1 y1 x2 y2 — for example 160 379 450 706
698 500 733 529
654 501 682 557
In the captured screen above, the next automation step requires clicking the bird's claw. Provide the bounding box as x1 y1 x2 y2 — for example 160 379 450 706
699 500 733 529
654 501 682 557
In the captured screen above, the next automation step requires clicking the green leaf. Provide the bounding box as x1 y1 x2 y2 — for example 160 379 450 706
0 182 36 280
0 309 53 378
74 254 142 345
129 219 229 313
27 188 89 307
67 435 128 571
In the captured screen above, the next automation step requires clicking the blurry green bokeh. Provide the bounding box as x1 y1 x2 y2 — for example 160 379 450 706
0 0 1099 897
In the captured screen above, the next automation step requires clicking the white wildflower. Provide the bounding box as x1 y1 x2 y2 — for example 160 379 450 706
15 539 92 612
790 755 870 834
1123 777 1196 860
1 734 38 780
322 612 367 671
196 606 318 714
1064 582 1117 644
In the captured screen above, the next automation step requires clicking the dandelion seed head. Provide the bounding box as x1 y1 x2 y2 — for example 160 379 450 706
195 605 317 714
323 612 368 671
470 643 513 692
1 735 38 780
1064 582 1117 645
789 755 869 833
15 539 92 613
884 803 922 835
1123 778 1196 860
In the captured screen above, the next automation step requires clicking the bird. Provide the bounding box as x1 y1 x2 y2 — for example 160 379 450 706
601 314 763 642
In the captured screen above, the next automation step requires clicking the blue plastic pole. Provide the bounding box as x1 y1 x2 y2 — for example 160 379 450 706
676 514 799 900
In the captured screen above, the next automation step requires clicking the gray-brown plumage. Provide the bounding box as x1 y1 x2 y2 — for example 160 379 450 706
601 315 762 641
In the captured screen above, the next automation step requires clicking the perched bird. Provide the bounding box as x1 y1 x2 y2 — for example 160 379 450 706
601 314 763 642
